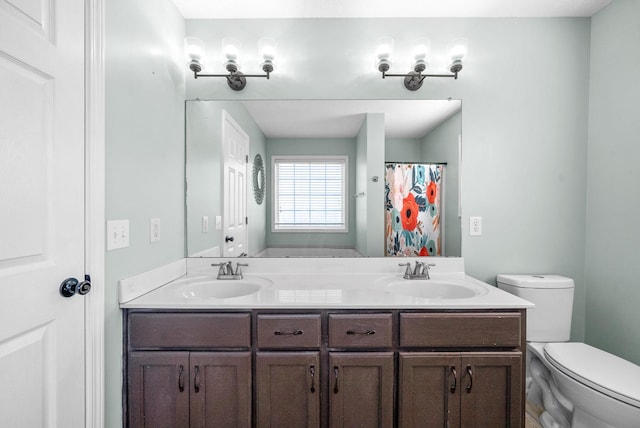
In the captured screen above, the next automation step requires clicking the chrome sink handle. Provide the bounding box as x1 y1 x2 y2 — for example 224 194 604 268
399 263 412 279
234 262 248 277
211 262 227 276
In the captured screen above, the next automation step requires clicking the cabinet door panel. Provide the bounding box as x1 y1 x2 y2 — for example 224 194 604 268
329 352 394 428
460 352 523 428
128 352 190 428
398 353 461 428
191 352 252 428
256 352 320 428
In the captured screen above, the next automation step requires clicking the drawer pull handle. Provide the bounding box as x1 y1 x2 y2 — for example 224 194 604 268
346 329 376 336
194 365 200 393
309 365 316 393
333 366 339 394
449 365 457 393
178 365 185 392
274 329 303 336
465 365 473 393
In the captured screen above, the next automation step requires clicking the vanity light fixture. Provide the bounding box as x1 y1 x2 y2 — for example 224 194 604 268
376 37 468 91
185 36 277 91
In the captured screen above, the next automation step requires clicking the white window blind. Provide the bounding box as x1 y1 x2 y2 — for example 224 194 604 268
272 156 347 232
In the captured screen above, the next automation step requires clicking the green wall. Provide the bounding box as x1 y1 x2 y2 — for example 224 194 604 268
105 0 185 426
586 0 640 364
422 111 462 257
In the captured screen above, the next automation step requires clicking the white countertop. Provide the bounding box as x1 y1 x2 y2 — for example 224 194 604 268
119 257 533 310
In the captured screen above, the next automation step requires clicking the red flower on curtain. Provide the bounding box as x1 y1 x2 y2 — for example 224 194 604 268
427 181 437 204
419 247 429 256
401 194 419 231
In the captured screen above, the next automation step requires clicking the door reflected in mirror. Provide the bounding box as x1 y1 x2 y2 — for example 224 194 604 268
186 99 461 258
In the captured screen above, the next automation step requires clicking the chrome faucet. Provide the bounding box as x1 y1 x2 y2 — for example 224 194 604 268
211 261 248 280
399 261 435 280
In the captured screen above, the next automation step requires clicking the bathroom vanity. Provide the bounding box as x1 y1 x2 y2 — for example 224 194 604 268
120 258 531 428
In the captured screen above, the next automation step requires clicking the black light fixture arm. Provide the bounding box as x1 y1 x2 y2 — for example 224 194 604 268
381 71 459 80
188 60 273 91
192 70 271 80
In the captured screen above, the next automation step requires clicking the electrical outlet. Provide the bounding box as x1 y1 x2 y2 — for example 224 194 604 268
470 216 482 236
106 220 129 250
202 216 209 233
150 218 161 243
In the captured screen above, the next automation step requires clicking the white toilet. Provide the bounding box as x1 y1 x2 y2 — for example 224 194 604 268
497 274 640 428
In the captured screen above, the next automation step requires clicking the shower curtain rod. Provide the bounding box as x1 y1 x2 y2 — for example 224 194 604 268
385 161 448 166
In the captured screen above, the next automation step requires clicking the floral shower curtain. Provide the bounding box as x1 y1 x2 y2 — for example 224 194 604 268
384 163 444 257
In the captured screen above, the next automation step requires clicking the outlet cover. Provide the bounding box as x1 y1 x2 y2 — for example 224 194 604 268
150 218 161 243
470 216 482 236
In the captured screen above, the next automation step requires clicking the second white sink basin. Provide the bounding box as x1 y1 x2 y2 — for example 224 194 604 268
173 275 273 299
374 276 489 300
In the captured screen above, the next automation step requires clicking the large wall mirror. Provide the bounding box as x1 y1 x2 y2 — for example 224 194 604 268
186 99 462 258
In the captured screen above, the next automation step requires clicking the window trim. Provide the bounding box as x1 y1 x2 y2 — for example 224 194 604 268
271 155 349 233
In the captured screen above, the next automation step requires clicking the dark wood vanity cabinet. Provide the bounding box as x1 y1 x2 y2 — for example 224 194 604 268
398 313 524 428
124 309 525 428
126 313 252 428
398 352 522 428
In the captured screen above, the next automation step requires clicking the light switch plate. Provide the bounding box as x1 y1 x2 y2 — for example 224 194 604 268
107 220 130 250
202 216 209 233
215 216 222 230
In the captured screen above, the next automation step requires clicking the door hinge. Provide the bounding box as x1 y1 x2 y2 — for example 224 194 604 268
245 216 248 225
246 155 249 163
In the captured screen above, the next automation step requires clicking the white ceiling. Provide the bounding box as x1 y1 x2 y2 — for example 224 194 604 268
172 0 612 19
240 100 462 139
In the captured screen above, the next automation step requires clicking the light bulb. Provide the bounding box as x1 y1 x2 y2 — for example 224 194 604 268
412 38 430 62
447 38 468 74
259 38 277 62
411 38 430 73
222 38 241 63
376 37 394 60
375 37 394 72
185 37 205 62
448 38 468 62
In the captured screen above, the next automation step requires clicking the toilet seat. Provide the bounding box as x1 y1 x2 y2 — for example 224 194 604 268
544 342 640 409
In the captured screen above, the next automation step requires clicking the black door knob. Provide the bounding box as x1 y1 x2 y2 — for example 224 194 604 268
225 236 235 243
60 275 92 298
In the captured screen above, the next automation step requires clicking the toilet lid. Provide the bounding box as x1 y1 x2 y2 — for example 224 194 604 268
544 342 640 408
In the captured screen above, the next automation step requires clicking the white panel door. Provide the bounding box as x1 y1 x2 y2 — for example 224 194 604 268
0 1 86 427
222 111 248 257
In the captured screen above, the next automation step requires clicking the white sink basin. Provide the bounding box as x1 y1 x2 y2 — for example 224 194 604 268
374 276 489 300
172 275 272 299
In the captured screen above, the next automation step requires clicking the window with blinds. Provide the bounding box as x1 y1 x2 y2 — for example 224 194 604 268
272 156 348 232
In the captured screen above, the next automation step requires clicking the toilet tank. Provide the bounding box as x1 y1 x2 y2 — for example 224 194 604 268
497 274 574 342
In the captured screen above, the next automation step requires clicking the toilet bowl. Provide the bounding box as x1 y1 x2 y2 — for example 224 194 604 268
497 274 640 428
